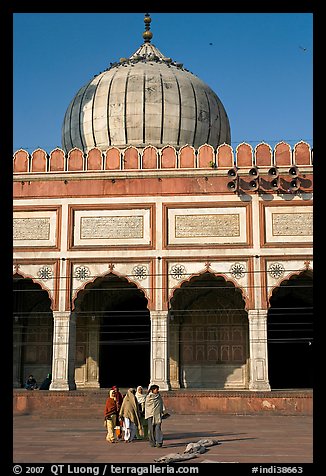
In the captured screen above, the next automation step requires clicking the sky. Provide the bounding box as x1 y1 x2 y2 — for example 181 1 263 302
13 12 313 153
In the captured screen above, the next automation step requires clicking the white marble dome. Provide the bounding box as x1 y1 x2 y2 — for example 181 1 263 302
62 19 231 152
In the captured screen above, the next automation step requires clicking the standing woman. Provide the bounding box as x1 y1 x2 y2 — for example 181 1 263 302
104 389 118 443
135 385 148 439
119 388 143 443
145 384 165 448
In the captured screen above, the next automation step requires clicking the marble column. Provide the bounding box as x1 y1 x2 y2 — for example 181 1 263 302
13 320 23 388
85 317 100 388
168 316 180 389
50 311 76 390
150 310 170 390
248 309 271 391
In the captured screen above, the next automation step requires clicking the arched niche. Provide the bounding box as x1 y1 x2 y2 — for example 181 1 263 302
13 275 53 388
197 144 215 168
216 143 234 168
142 145 158 169
13 149 30 173
168 272 249 390
236 143 253 167
104 147 121 170
72 273 150 389
31 148 47 172
160 145 177 168
86 147 103 170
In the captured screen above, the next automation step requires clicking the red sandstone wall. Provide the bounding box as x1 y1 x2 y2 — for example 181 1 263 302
13 390 312 417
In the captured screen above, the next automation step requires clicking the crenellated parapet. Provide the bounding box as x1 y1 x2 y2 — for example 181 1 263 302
13 141 313 174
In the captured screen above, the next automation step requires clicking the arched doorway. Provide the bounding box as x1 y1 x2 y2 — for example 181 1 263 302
267 271 313 389
169 272 249 389
73 273 150 389
13 275 53 387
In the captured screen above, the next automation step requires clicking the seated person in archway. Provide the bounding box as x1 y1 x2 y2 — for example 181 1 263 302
24 374 38 390
39 373 52 390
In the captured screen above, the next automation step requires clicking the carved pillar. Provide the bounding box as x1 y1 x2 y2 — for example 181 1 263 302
50 311 76 390
248 309 271 391
13 321 23 387
150 311 170 390
85 318 100 388
168 316 180 389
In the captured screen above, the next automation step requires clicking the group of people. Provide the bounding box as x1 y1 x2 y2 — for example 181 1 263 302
24 373 52 390
104 384 166 448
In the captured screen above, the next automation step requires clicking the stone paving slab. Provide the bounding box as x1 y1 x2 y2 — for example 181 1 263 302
13 413 313 464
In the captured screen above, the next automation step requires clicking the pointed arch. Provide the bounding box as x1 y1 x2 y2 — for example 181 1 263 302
168 271 249 389
197 143 215 168
123 146 140 169
13 274 54 388
72 271 150 388
169 269 249 310
30 148 48 172
142 145 159 169
72 270 150 311
160 145 177 168
86 147 103 170
236 142 253 167
13 272 54 310
216 143 234 168
13 149 30 173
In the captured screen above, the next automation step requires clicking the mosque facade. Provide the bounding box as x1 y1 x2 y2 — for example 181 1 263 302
13 15 313 391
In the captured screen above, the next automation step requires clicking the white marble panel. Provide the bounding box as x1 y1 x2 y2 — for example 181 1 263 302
73 208 151 247
168 207 247 245
265 205 312 243
13 210 57 247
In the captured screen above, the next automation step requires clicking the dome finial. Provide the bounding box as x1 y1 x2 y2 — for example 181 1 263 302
143 13 153 43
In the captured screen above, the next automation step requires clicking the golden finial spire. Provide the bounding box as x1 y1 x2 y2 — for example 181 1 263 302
143 13 153 43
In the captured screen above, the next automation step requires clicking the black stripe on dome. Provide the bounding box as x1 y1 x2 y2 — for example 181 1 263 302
124 70 131 145
106 70 117 147
142 71 146 144
91 73 106 148
160 72 164 145
189 79 198 147
215 94 222 146
204 90 211 145
170 69 182 147
78 79 94 152
68 94 78 151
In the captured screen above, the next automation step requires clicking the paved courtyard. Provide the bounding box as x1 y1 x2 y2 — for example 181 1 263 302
13 413 313 464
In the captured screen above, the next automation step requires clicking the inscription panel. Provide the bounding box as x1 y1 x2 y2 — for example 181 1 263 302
13 210 57 248
272 212 312 236
168 207 247 245
264 205 313 244
73 208 151 247
175 214 240 238
14 218 50 240
80 216 144 239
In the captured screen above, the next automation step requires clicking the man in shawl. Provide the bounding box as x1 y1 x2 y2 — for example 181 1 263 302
104 389 118 443
145 384 165 447
119 388 143 443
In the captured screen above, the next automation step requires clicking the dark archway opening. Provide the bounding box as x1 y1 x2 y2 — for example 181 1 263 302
99 293 150 389
13 275 53 387
267 271 313 389
75 274 150 389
